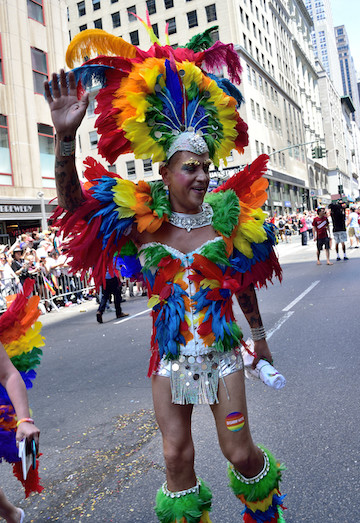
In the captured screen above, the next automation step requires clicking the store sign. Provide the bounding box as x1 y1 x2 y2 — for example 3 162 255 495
0 205 34 213
284 201 291 207
273 201 282 206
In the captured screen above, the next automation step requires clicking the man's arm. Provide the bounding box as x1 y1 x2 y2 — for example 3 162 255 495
236 284 273 364
44 69 89 211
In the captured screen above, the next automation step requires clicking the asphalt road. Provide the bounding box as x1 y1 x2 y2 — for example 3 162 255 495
2 236 360 522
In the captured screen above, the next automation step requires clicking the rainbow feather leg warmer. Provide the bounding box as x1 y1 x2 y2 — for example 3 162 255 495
155 478 212 523
228 447 286 522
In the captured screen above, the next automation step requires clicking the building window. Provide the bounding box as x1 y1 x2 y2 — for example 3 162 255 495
0 36 4 84
27 0 44 23
77 1 86 16
38 124 54 182
187 10 198 28
147 0 156 15
31 47 48 94
166 17 176 35
94 18 102 29
127 6 137 21
79 24 87 31
0 115 12 177
152 23 159 38
89 131 98 149
108 164 117 173
143 159 153 175
164 0 174 8
126 160 136 179
87 98 96 116
130 30 139 45
112 12 121 28
92 0 100 10
111 0 119 3
250 99 255 119
205 4 217 22
210 29 219 42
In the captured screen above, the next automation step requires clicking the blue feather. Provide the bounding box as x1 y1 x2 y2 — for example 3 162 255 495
45 64 113 98
207 73 244 107
164 60 183 121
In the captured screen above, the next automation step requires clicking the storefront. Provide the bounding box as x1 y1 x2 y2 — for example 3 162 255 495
265 169 309 215
0 198 57 245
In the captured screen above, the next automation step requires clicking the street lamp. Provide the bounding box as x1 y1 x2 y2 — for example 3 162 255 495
37 191 48 231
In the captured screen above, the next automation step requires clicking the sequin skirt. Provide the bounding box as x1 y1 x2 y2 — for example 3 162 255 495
154 349 244 405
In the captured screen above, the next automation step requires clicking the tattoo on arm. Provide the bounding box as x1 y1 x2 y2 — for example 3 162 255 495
55 158 84 211
236 285 263 328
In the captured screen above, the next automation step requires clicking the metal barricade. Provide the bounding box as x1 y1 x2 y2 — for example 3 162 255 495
0 272 95 314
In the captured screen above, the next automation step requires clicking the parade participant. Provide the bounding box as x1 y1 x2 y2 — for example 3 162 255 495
346 206 360 248
45 24 286 522
0 280 45 520
329 200 348 261
313 207 333 265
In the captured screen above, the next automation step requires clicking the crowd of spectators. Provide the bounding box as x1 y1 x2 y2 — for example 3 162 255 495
266 201 360 249
0 228 147 313
0 228 94 312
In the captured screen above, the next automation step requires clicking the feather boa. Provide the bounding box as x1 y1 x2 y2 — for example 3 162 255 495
0 280 44 496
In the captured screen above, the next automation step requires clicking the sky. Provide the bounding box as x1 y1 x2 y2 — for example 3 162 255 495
330 0 360 75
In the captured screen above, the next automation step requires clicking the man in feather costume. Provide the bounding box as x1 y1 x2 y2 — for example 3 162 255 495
44 22 286 523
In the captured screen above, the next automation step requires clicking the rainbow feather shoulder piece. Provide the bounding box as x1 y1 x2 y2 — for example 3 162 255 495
0 279 45 497
205 154 282 291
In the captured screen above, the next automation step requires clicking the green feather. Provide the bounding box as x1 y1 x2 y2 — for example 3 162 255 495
200 240 229 266
205 190 240 237
228 447 284 502
155 478 212 523
214 323 242 352
184 26 219 52
149 181 171 218
119 240 137 256
11 348 43 372
141 244 173 272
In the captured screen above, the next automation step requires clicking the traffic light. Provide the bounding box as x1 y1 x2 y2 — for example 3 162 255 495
311 146 326 159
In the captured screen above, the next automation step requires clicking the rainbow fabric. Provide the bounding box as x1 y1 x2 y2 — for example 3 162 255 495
0 279 45 497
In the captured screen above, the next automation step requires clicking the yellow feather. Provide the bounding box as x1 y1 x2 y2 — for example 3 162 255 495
4 322 44 359
112 179 137 216
65 29 137 68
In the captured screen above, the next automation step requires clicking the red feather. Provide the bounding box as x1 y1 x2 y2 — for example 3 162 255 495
214 154 269 200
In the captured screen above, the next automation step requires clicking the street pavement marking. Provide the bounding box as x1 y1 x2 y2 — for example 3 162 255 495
266 311 294 340
114 308 149 324
282 280 320 312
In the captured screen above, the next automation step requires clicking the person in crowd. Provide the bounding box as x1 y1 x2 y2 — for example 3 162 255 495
0 252 19 297
346 206 360 249
10 248 30 286
277 216 286 242
312 207 333 265
329 200 348 261
305 212 314 240
0 339 40 523
96 270 128 323
44 26 286 522
298 212 308 246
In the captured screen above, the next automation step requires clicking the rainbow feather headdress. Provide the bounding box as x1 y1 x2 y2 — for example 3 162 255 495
61 22 248 166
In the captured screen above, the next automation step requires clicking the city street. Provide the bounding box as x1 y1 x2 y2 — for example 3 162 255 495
2 237 360 522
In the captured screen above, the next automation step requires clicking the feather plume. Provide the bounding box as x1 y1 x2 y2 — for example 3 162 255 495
184 26 219 52
214 154 269 199
202 41 242 84
66 29 138 68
